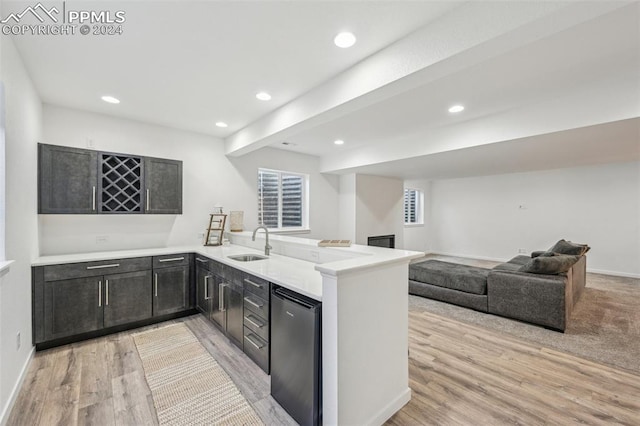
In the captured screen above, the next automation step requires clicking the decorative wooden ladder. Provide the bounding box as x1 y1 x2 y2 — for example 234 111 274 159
204 213 227 246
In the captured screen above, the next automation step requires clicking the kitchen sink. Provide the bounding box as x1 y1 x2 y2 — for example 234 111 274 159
227 254 269 262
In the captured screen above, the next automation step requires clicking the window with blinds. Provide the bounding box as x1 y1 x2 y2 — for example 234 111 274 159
258 168 308 229
404 188 423 225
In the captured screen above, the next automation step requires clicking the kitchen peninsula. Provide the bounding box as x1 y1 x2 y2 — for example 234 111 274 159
32 234 423 425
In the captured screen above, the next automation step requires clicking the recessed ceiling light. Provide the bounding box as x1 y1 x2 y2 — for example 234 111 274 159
101 95 120 104
448 105 464 113
334 32 356 48
256 92 272 101
334 139 345 145
215 122 228 128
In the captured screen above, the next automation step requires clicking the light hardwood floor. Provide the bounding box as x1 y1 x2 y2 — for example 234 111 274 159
8 295 640 425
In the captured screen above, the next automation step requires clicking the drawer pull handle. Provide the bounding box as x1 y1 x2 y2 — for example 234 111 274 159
105 280 109 306
196 258 207 263
159 257 185 263
92 186 96 211
219 283 226 311
98 280 102 307
244 334 264 350
87 263 120 270
244 297 263 309
204 275 210 300
146 189 150 211
154 273 158 297
244 278 262 289
244 315 264 328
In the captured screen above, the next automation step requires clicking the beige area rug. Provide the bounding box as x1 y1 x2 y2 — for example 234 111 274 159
132 323 263 425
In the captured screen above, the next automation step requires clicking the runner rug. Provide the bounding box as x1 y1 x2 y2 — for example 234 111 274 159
132 323 263 425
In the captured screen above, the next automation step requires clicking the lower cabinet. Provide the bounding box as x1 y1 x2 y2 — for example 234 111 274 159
242 273 271 373
33 254 193 348
104 270 153 328
152 254 191 317
44 276 104 341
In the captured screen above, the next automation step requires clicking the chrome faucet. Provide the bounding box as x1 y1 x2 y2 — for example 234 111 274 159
252 225 272 256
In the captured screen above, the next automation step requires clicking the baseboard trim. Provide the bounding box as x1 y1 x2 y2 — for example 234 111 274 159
0 346 35 426
588 268 640 279
366 387 411 426
430 252 640 279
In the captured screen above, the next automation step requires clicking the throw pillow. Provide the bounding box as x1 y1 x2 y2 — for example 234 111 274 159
549 239 590 256
518 254 581 275
531 251 558 258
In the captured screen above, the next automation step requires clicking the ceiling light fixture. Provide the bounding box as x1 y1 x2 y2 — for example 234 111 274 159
101 95 120 104
334 139 345 145
334 32 356 48
215 122 228 128
256 92 272 101
448 105 464 113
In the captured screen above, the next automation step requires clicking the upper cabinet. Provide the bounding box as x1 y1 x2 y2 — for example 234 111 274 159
38 144 98 214
145 157 183 214
38 143 183 215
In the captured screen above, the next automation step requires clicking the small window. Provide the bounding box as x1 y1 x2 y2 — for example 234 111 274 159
258 168 309 230
404 188 423 225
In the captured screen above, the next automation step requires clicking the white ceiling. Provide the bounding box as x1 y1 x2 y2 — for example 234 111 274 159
6 1 640 179
8 0 457 137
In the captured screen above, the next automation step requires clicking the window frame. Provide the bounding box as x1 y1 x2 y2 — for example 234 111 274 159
404 188 424 226
257 167 310 232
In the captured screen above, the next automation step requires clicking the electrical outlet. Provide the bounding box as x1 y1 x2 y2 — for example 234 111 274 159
96 235 109 244
518 248 527 254
197 233 205 240
16 332 20 350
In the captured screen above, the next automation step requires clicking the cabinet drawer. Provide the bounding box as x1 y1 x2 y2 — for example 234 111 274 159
244 312 269 342
243 274 269 299
152 254 189 269
194 256 217 273
243 327 269 373
244 293 269 319
44 257 152 281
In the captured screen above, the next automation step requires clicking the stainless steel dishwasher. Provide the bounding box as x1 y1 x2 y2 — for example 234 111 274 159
271 285 322 426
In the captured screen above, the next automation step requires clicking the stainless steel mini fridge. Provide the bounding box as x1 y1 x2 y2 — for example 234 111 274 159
271 286 322 426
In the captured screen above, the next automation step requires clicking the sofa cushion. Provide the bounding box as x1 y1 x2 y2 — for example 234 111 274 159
518 254 581 275
549 239 590 256
409 260 489 295
493 255 530 272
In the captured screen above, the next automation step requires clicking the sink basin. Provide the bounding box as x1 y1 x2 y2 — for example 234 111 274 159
227 254 269 262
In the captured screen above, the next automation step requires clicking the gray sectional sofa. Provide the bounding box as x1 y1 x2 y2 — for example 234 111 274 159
409 243 588 331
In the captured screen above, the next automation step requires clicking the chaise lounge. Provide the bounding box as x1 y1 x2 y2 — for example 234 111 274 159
409 240 589 331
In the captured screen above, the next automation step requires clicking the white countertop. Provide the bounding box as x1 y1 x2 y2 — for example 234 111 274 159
32 237 424 301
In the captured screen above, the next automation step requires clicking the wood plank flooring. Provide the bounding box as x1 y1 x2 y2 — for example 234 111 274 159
8 302 640 425
386 310 640 426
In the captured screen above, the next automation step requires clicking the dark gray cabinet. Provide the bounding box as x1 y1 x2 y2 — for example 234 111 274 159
242 273 271 373
44 276 103 340
103 271 152 328
33 254 193 349
226 285 244 347
38 144 98 214
37 143 182 215
152 254 191 317
145 157 182 214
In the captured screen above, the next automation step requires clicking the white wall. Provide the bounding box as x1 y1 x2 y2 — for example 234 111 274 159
354 174 404 247
338 174 356 241
429 161 640 277
402 179 431 252
40 105 339 255
0 37 41 422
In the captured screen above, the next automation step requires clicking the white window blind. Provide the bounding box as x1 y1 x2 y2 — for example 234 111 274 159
404 188 422 225
258 168 308 229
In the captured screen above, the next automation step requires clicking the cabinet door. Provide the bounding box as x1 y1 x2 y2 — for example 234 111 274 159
103 270 152 328
145 157 182 214
210 275 225 329
196 265 212 315
153 266 189 316
226 285 244 349
38 144 98 214
44 277 103 340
